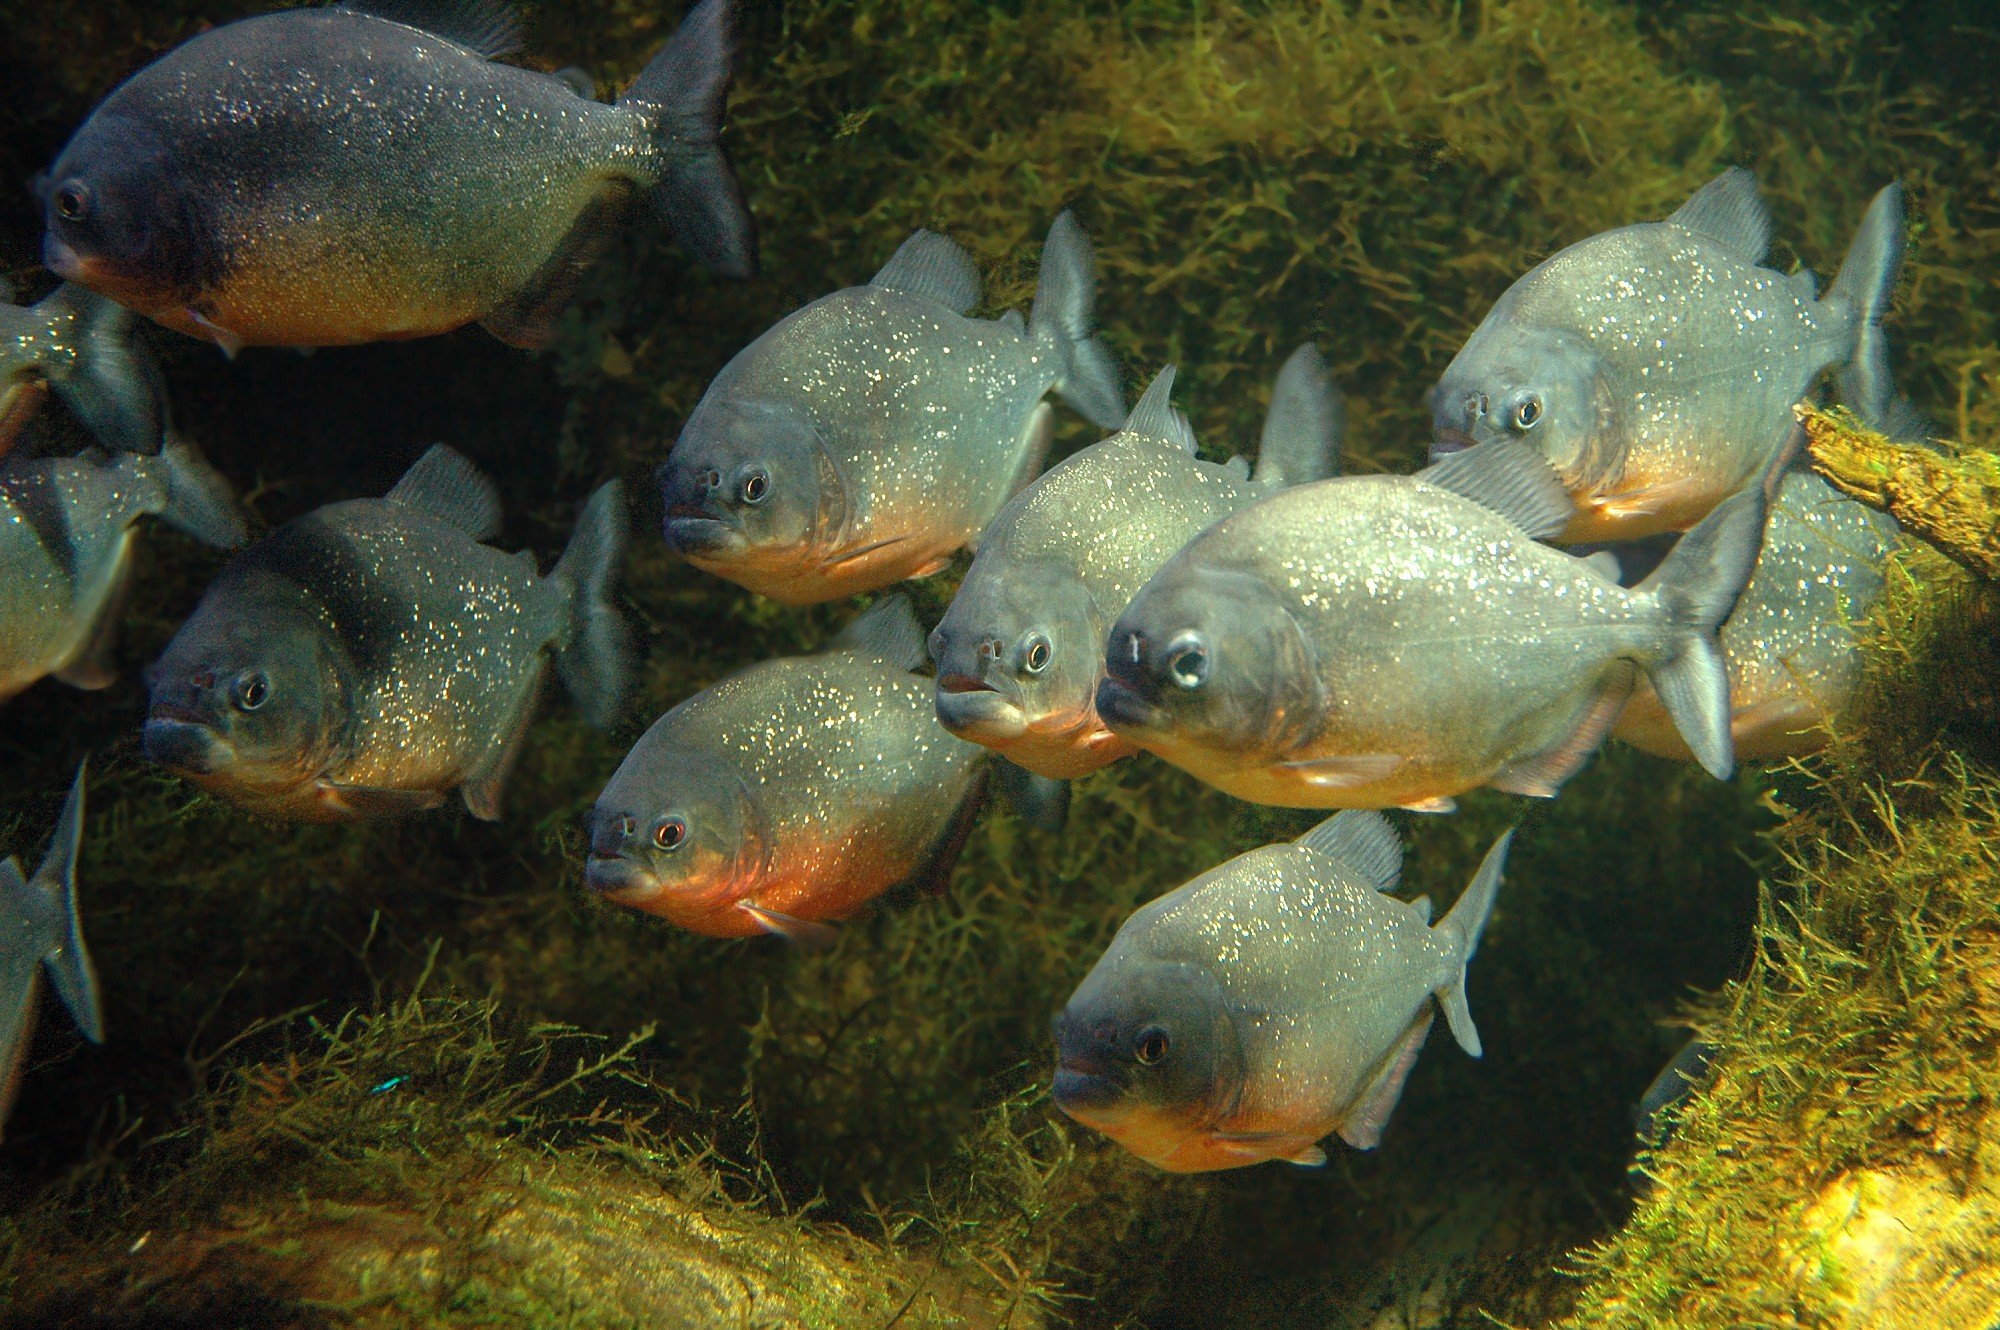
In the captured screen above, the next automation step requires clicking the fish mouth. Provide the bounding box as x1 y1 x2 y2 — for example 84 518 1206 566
142 715 233 775
585 853 663 903
1429 425 1481 461
661 513 746 559
1093 677 1167 735
935 679 1031 741
1051 1062 1124 1115
41 235 83 282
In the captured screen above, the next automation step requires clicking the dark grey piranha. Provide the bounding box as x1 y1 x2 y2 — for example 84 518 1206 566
1097 441 1775 813
1 765 102 1142
930 348 1342 779
1053 811 1512 1172
1615 468 1898 762
586 596 1062 943
40 0 753 353
0 282 160 461
658 213 1126 604
1430 168 1903 543
0 438 245 703
143 446 630 822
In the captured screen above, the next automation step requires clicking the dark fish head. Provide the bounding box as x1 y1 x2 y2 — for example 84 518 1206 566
1428 323 1612 477
586 748 766 923
658 393 827 571
1052 952 1244 1161
142 585 340 798
929 561 1100 748
1098 563 1321 762
40 113 212 318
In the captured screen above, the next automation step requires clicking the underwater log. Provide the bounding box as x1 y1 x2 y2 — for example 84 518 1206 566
1800 404 2000 582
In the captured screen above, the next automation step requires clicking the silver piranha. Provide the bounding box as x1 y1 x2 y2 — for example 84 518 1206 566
143 446 630 821
930 347 1342 779
0 282 161 461
658 212 1126 604
1053 810 1512 1172
1096 441 1774 813
1429 169 1903 543
40 0 752 353
585 596 1060 944
1616 468 1898 762
1 765 103 1142
0 438 245 703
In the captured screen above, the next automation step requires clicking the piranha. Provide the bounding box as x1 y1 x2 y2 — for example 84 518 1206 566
1 438 246 704
930 347 1342 780
1 765 102 1142
1096 440 1774 813
1053 810 1512 1172
657 213 1126 604
1615 468 1898 762
39 0 754 354
142 445 629 821
586 595 1063 943
1429 168 1904 543
0 282 160 461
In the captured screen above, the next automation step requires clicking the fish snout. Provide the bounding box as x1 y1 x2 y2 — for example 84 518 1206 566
589 811 639 858
142 715 231 774
584 851 661 902
1429 425 1480 459
41 234 82 281
935 675 1029 741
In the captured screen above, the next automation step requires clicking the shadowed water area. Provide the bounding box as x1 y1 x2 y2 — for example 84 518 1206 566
1 1 1998 1326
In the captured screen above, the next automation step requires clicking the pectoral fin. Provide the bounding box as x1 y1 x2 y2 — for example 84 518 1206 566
315 782 447 819
1335 1007 1435 1150
1273 753 1403 789
1596 475 1712 523
740 903 840 949
1398 796 1457 815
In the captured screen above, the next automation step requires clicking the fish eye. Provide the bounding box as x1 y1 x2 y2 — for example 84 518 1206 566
740 469 770 505
1166 635 1209 689
653 817 687 851
53 180 92 223
1023 634 1052 674
231 672 270 712
1134 1026 1170 1065
1511 395 1544 430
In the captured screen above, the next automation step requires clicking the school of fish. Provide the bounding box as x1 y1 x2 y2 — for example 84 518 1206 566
2 0 1922 1176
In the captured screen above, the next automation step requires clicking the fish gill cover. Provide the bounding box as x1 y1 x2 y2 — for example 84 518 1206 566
0 0 1996 1327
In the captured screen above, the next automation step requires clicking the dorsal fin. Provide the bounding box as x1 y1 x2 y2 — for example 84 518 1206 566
1416 438 1576 541
1254 343 1344 486
830 593 926 670
870 231 981 314
1296 810 1403 893
1220 455 1251 480
386 445 503 541
337 1 524 58
1666 168 1772 263
1123 366 1197 454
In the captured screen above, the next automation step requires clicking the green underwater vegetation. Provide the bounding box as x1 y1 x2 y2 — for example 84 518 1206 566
1 0 1998 1325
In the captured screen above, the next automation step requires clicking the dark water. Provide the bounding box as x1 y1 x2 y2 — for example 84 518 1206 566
1 1 1996 1326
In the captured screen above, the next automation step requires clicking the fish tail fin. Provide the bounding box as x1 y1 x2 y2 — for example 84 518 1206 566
1828 182 1906 429
1634 467 1778 780
21 765 103 1044
621 0 756 279
153 434 248 549
553 481 634 730
48 284 162 455
1252 343 1345 487
1029 211 1124 429
1434 828 1512 1058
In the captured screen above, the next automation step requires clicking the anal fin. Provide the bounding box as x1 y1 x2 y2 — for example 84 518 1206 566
53 549 133 691
481 189 635 351
1335 1007 1435 1150
460 668 546 822
1488 665 1636 799
906 766 990 897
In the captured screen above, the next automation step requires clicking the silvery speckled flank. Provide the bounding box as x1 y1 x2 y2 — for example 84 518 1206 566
1052 811 1512 1172
141 446 630 822
0 438 244 702
930 347 1342 779
39 0 752 352
1430 168 1904 543
658 213 1126 604
584 596 995 944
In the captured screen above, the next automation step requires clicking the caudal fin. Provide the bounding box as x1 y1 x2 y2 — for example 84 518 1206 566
1252 344 1344 487
622 0 756 279
1433 828 1512 1058
1 765 102 1058
48 284 162 455
1828 182 1905 431
553 481 633 730
154 434 248 549
1029 211 1125 429
1635 476 1774 780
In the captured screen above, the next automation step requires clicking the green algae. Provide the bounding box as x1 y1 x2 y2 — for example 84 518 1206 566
1 0 1999 1326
